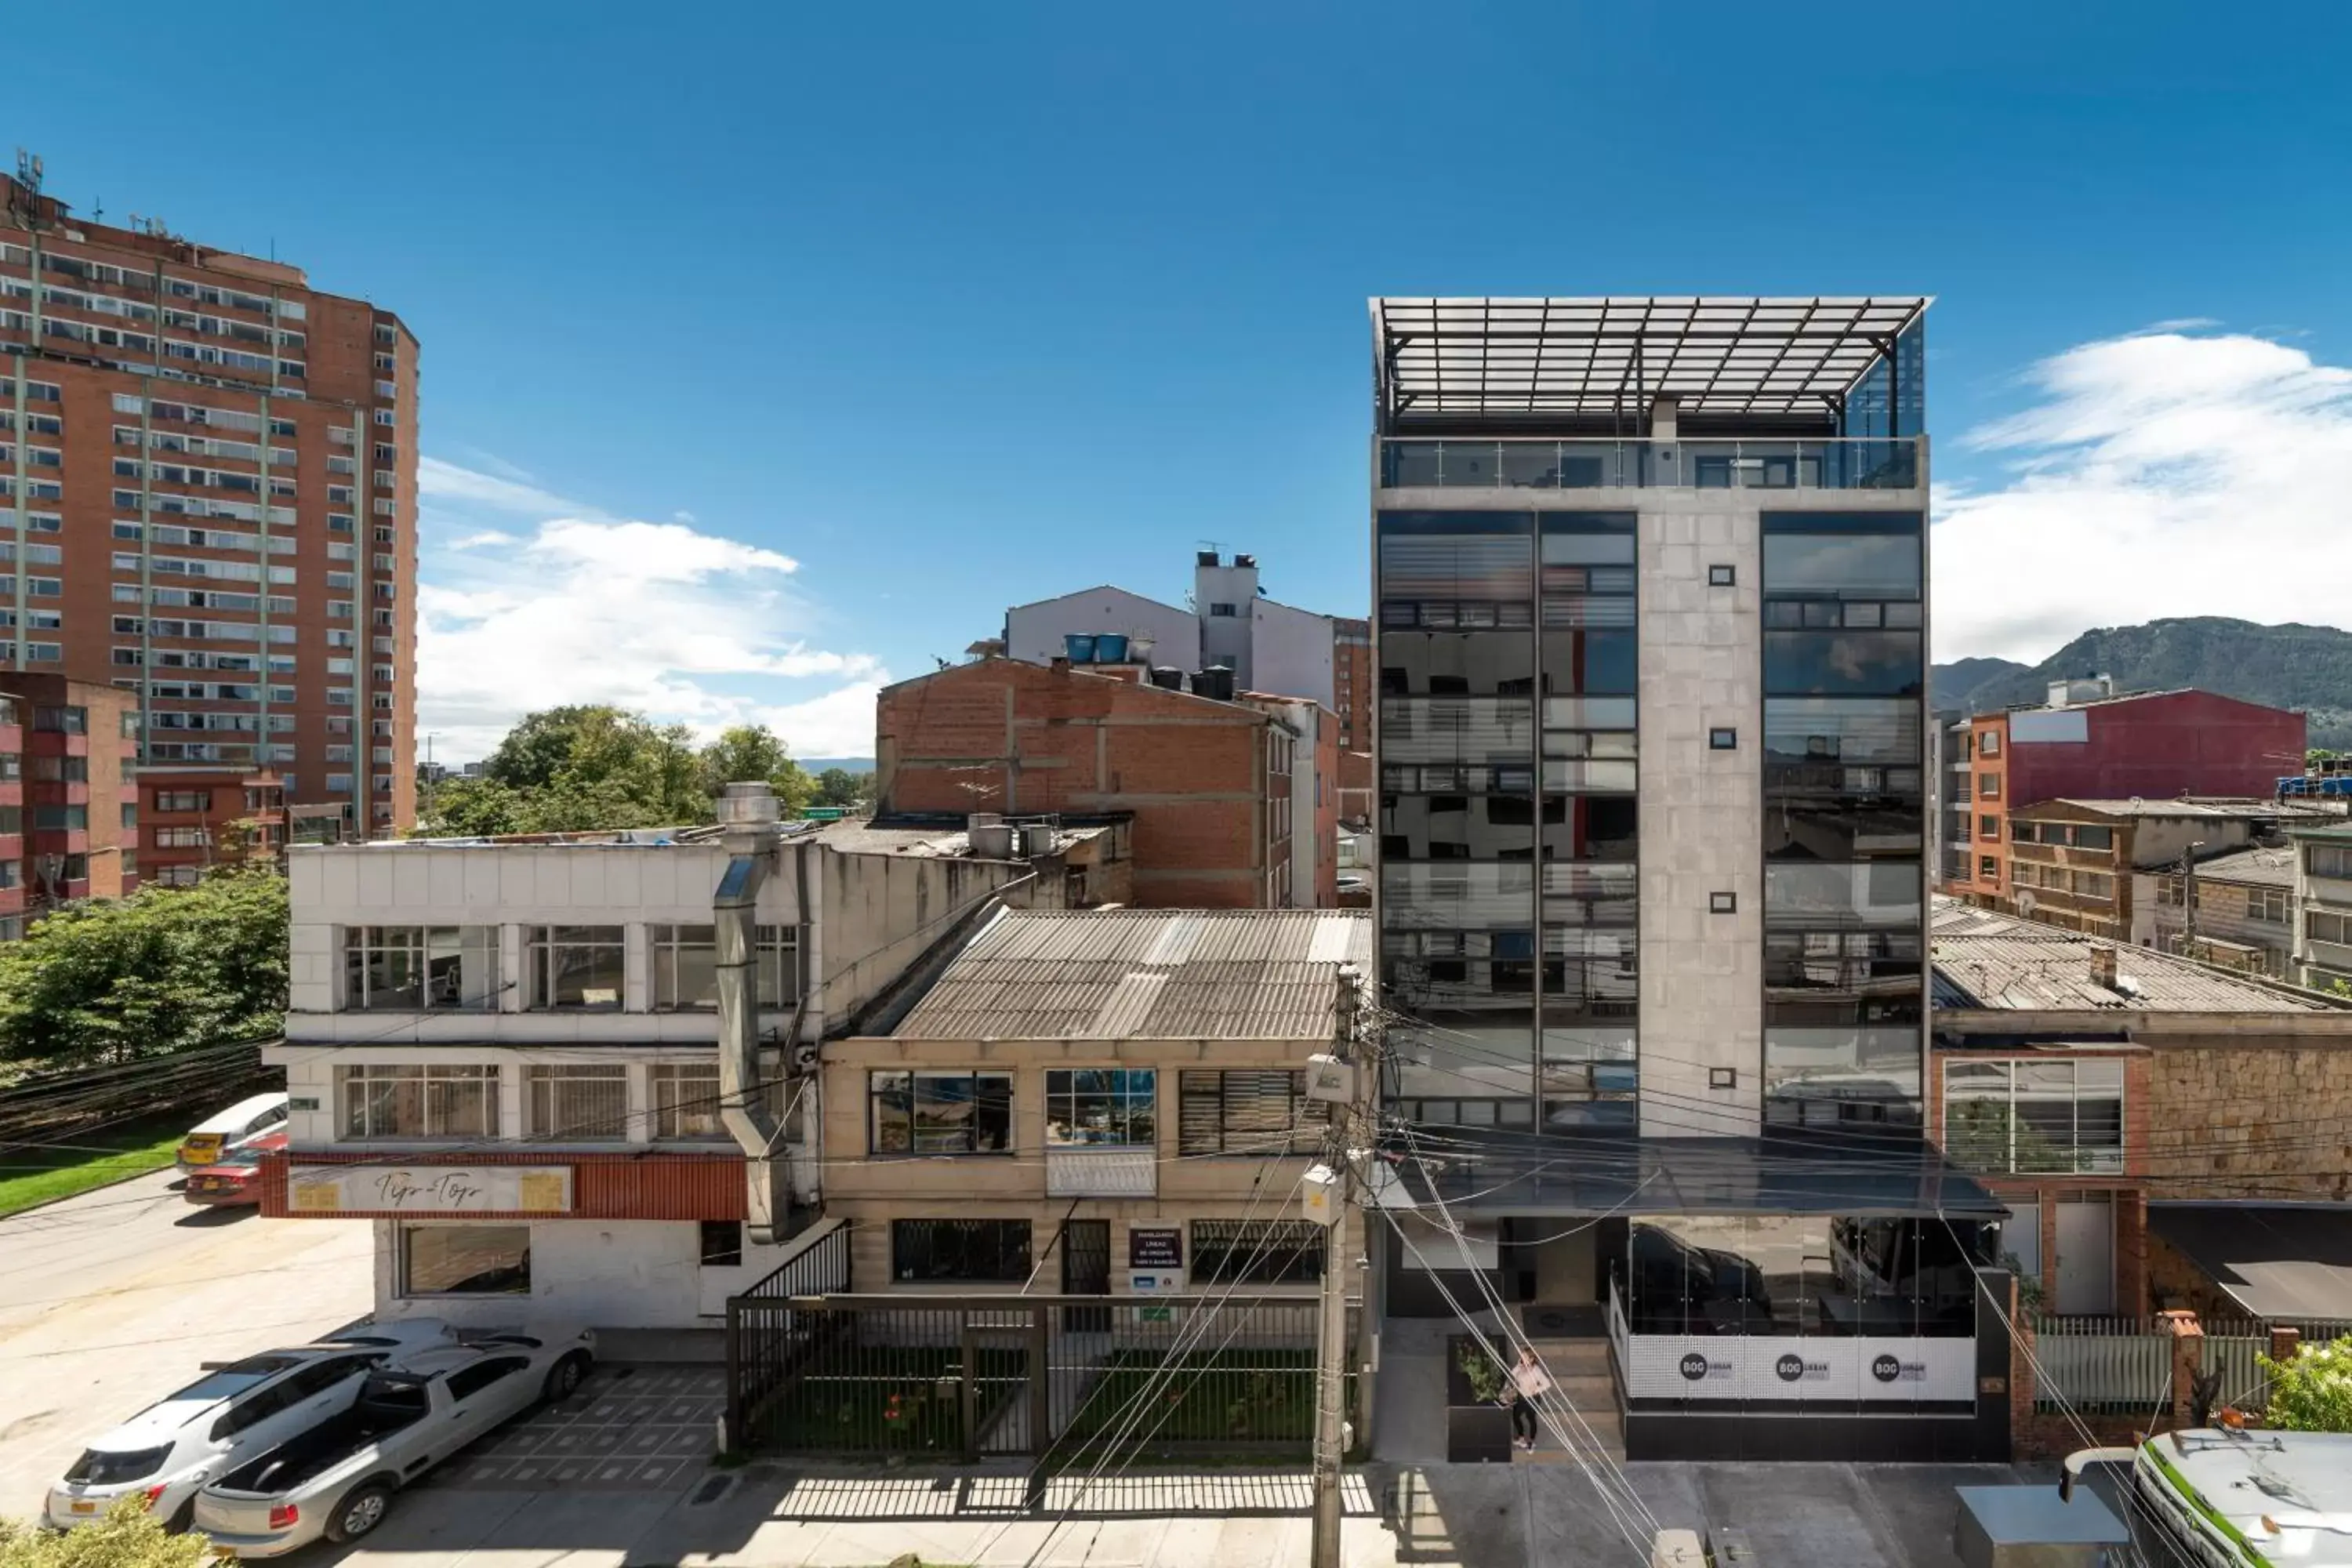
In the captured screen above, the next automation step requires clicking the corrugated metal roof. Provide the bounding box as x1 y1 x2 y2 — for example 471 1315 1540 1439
1931 899 2329 1014
2034 798 2340 821
2179 846 2299 889
891 909 1375 1040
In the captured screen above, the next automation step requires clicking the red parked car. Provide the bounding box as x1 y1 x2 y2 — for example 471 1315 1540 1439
182 1130 288 1207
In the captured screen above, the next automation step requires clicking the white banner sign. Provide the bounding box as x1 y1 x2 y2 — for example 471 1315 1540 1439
289 1163 573 1215
1624 1334 1974 1402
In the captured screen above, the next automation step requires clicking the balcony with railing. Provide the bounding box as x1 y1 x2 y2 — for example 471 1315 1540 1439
1380 436 1920 492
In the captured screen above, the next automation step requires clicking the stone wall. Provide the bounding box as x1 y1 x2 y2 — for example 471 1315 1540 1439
2143 1040 2352 1200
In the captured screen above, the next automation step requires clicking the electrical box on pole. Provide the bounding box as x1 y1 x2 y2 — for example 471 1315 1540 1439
1302 1162 1344 1228
1303 1053 1358 1105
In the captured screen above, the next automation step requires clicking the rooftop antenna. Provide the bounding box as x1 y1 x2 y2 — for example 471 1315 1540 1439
14 149 42 196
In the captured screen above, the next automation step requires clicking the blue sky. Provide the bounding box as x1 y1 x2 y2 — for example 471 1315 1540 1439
19 0 2352 758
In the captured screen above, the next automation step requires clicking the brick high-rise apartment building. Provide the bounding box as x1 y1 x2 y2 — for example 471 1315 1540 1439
2 161 416 854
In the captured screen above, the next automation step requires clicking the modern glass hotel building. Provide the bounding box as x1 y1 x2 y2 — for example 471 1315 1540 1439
1367 299 2011 1461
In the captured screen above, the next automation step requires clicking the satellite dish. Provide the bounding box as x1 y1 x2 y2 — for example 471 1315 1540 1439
2016 890 2038 916
2129 796 2143 810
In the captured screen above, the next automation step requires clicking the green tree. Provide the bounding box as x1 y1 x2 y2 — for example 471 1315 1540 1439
416 710 828 837
698 724 816 815
1 1495 211 1568
2261 1335 2352 1432
419 774 528 837
419 706 717 834
815 767 871 808
0 873 289 1070
481 705 610 790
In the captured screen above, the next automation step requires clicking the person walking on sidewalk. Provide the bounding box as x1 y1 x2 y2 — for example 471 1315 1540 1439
1505 1345 1552 1451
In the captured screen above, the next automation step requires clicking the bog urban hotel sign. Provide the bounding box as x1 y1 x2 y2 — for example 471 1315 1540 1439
1626 1335 1973 1402
290 1164 574 1215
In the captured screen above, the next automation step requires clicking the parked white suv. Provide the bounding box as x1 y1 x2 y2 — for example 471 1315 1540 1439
44 1323 456 1532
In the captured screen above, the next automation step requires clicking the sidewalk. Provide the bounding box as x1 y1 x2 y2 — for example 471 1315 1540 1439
322 1456 2022 1568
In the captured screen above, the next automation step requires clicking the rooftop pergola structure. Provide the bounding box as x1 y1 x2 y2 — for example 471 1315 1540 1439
1370 296 1931 432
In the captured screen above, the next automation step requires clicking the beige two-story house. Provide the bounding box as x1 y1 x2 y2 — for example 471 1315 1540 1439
821 908 1372 1304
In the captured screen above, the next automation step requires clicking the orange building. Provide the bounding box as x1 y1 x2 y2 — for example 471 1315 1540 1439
2 162 416 846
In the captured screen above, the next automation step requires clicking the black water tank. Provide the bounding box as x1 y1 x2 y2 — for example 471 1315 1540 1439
1149 666 1185 691
1194 666 1236 702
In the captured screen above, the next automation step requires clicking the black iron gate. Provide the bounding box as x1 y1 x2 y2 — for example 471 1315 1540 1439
728 1288 1356 1461
1061 1220 1112 1332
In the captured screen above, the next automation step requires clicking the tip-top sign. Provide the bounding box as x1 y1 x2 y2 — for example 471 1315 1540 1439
289 1164 572 1215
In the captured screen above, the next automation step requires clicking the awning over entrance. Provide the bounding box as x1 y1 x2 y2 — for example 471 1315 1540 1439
2147 1202 2352 1323
1379 1131 2007 1219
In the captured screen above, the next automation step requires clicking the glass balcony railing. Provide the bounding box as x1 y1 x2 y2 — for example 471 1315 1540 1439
1380 437 1921 491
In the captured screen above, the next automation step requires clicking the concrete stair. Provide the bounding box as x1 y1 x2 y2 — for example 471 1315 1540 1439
1517 1337 1624 1462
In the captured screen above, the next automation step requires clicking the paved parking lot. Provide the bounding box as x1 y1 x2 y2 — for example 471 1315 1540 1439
0 1169 372 1516
430 1365 722 1492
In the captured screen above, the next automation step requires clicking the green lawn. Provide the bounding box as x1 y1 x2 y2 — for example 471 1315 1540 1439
757 1346 1029 1453
0 1125 189 1218
1060 1348 1320 1448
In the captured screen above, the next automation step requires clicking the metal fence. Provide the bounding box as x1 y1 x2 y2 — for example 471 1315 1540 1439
728 1284 1358 1461
724 1218 854 1447
2029 1316 2352 1416
0 1035 278 1145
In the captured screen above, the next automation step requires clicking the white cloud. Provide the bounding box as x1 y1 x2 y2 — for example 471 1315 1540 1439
1934 329 2352 663
417 456 592 518
416 459 885 763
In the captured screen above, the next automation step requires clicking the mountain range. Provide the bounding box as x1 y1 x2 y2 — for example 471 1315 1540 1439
1931 618 2352 750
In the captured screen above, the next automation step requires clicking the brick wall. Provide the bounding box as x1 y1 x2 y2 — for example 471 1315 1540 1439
1314 709 1340 909
877 659 1274 908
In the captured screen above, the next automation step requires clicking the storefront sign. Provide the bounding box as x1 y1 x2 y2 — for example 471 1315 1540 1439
289 1164 574 1215
1626 1336 1973 1402
1128 1226 1183 1270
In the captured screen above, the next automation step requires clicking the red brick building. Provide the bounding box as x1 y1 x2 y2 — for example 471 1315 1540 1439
876 658 1341 908
0 672 136 936
1944 686 2307 903
140 768 289 887
3 164 417 844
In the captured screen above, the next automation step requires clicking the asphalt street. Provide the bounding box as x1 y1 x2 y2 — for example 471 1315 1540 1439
0 1165 372 1518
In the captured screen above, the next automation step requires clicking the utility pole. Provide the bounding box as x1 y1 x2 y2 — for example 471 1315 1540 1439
1308 964 1375 1568
2183 839 2206 956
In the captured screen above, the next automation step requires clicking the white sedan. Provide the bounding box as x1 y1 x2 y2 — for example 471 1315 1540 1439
194 1329 596 1557
44 1322 458 1533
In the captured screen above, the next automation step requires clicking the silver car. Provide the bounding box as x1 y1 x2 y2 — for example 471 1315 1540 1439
44 1322 458 1532
194 1329 595 1557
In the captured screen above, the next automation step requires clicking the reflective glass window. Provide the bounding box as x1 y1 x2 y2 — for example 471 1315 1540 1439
1761 534 1922 598
1763 631 1925 696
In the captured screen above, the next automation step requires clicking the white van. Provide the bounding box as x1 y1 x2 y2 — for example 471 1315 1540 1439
177 1092 290 1171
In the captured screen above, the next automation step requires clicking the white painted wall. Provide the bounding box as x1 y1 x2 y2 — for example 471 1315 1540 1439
1253 597 1338 713
370 1218 714 1329
1637 500 1764 1138
1194 560 1259 684
1004 586 1200 673
285 841 808 1039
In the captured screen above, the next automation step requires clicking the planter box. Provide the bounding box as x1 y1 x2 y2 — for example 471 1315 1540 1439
1445 1334 1515 1464
1446 1401 1515 1464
